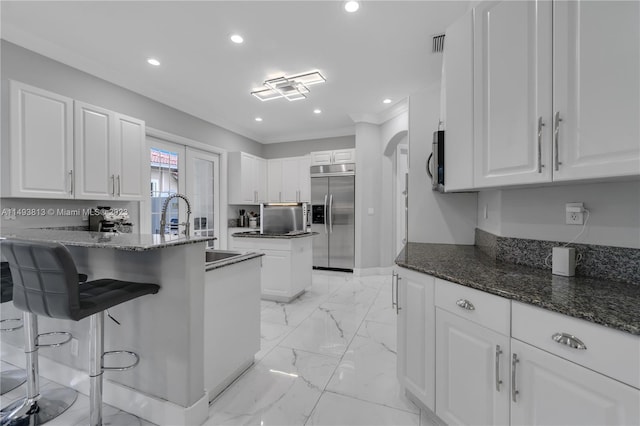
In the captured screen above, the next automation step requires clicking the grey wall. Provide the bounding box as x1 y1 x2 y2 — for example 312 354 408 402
408 87 478 245
1 41 262 156
262 135 355 159
477 181 640 249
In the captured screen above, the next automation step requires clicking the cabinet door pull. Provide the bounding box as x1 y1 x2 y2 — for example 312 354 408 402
551 332 587 350
537 117 545 173
68 170 74 195
279 191 282 202
117 175 121 196
495 345 503 392
111 174 115 196
511 353 519 402
395 275 402 314
391 272 397 309
456 299 475 311
554 111 563 171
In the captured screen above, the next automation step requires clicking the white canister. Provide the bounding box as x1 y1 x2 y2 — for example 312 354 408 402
249 217 258 229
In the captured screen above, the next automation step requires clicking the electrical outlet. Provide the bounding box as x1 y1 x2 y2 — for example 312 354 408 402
565 202 584 225
70 338 79 357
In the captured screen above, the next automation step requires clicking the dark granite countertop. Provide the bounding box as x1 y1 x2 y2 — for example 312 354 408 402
396 243 640 335
232 231 317 239
205 252 264 271
1 228 216 251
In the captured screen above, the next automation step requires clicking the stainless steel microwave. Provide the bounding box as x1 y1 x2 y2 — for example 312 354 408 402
427 130 445 192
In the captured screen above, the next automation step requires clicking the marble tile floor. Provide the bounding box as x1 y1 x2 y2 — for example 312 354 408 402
207 270 423 426
0 361 156 426
1 270 423 426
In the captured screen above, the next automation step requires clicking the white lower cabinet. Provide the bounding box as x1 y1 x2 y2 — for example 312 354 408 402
397 273 640 426
511 339 639 426
230 236 312 302
435 309 510 426
395 267 435 411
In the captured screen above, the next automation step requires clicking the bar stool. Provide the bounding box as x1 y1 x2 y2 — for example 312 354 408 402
1 240 159 426
1 262 27 395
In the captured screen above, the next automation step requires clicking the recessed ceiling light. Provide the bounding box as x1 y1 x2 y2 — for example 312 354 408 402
313 109 322 114
147 58 161 66
230 34 244 44
383 98 392 104
255 117 263 122
344 1 360 13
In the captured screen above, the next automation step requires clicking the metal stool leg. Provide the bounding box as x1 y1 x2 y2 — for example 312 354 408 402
83 312 140 426
1 318 26 395
0 313 77 425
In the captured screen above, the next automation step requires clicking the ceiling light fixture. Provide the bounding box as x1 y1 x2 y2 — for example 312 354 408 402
147 58 161 66
383 98 392 104
251 71 326 102
230 34 244 44
313 109 322 114
255 117 263 122
344 1 360 13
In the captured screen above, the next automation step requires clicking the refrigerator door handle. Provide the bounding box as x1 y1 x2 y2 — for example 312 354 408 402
329 194 334 233
323 194 328 234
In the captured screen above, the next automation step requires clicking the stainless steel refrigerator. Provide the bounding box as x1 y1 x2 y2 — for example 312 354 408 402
310 164 355 271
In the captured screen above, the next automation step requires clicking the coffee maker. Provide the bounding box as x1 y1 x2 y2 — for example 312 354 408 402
89 206 133 233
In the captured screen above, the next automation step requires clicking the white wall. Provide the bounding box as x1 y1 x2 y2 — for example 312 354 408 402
408 87 478 245
477 181 640 249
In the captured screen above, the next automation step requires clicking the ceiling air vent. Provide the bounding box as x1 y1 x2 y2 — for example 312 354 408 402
432 34 445 53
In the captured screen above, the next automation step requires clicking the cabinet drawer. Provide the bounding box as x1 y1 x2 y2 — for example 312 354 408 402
512 302 640 389
434 279 510 335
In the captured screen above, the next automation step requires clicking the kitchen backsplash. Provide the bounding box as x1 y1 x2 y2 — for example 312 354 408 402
475 228 640 285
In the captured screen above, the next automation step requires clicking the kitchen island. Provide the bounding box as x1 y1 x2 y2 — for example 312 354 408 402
230 231 315 302
0 228 260 426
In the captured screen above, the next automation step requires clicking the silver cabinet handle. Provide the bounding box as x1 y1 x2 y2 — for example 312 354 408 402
395 275 402 314
117 175 121 196
68 170 74 195
391 272 397 309
279 191 282 202
554 111 563 171
110 174 115 196
537 116 545 173
456 299 475 311
552 332 587 350
495 345 503 392
512 353 519 402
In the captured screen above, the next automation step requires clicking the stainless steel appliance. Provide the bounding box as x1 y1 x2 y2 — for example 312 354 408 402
310 163 355 271
427 130 445 192
260 203 308 235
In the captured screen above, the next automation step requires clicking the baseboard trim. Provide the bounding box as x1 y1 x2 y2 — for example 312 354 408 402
1 343 209 426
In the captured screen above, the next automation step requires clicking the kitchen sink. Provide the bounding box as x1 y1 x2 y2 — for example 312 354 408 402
205 249 244 264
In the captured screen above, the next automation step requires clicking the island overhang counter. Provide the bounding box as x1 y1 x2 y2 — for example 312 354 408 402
0 228 226 426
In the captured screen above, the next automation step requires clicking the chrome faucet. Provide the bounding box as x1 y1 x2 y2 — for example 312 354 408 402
160 193 192 237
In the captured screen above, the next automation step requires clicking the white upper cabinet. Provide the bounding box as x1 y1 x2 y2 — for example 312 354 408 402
267 156 311 203
228 152 268 205
473 0 553 187
443 10 475 192
552 0 640 181
267 158 283 202
310 149 355 166
472 0 639 188
4 81 74 198
74 101 145 200
4 81 145 201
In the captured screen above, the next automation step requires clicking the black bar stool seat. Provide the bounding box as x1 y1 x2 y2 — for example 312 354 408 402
1 240 159 426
